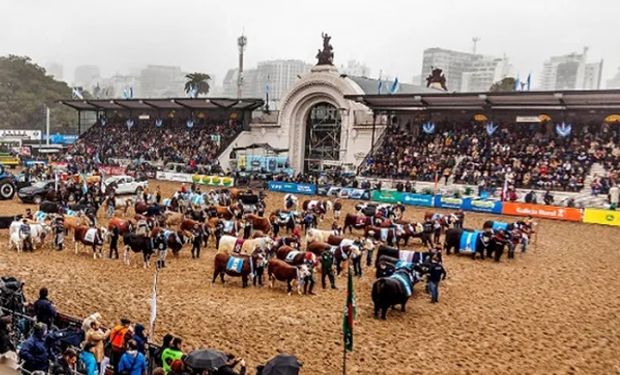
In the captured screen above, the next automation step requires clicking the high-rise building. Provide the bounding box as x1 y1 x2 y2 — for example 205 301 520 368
421 48 478 92
607 66 620 89
45 62 64 80
340 60 370 77
460 57 513 92
74 65 100 87
139 65 188 98
97 74 140 98
539 48 603 90
222 59 312 107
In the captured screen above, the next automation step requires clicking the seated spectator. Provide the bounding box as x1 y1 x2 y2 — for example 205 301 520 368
19 323 49 374
51 348 78 375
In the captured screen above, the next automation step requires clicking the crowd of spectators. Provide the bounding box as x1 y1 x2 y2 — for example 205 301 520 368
361 121 620 192
65 117 242 171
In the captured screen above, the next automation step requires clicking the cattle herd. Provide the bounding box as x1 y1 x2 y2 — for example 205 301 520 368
2 185 536 320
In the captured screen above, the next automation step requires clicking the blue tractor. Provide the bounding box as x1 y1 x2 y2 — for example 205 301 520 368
0 165 17 200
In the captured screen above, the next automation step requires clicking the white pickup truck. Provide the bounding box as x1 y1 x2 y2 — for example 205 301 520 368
103 175 148 195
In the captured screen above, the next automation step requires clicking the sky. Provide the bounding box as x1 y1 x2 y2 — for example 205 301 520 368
1 0 619 88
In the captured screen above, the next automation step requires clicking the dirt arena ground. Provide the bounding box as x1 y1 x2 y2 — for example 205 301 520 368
1 180 619 374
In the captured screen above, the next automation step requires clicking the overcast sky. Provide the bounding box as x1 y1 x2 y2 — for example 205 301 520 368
1 0 619 88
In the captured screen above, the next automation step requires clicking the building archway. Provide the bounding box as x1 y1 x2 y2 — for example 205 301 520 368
304 102 342 173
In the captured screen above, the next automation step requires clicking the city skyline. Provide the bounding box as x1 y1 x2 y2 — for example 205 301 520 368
3 0 618 91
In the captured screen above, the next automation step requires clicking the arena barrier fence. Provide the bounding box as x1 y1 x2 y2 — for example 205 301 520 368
501 202 582 222
582 208 620 227
317 186 370 200
155 171 234 187
267 181 316 195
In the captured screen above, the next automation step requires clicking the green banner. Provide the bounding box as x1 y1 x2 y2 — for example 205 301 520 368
370 190 403 203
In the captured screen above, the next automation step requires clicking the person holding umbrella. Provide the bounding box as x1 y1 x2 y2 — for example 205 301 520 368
256 353 301 375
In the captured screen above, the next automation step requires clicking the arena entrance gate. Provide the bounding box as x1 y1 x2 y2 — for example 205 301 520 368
304 102 342 173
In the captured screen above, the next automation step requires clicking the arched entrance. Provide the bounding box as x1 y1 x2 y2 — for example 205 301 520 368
304 102 342 173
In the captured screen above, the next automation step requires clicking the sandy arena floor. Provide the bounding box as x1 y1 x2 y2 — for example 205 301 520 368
1 180 619 374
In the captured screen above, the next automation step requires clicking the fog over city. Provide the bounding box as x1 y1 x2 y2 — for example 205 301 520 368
1 0 619 88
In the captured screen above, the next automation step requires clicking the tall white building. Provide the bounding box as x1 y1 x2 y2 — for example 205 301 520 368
340 60 370 77
607 66 620 89
139 65 188 98
539 48 603 90
222 59 312 106
421 48 478 92
460 57 513 92
74 65 100 87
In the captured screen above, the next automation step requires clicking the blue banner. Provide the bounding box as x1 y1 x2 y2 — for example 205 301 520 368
433 196 470 210
339 187 369 200
401 193 434 207
463 198 503 214
268 181 316 195
44 134 79 144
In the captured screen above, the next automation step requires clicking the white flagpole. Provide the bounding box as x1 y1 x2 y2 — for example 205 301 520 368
149 270 159 336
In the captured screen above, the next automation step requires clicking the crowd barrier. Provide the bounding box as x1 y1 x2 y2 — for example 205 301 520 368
318 186 370 200
582 208 620 227
155 171 234 187
267 181 316 195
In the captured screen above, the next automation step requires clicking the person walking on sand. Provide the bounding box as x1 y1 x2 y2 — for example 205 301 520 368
426 256 447 303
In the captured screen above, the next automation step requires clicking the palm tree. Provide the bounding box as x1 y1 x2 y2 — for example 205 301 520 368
184 73 211 97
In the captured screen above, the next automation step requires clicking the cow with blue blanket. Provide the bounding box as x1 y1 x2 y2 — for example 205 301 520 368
372 263 420 320
212 248 266 288
444 228 494 260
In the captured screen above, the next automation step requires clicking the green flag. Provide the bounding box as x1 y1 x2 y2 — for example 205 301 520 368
343 266 356 352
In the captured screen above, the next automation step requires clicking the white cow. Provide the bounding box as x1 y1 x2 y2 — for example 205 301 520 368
305 228 339 245
8 221 50 250
218 235 274 254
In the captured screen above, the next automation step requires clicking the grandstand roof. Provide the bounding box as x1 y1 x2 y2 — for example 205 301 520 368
345 89 620 112
347 76 442 95
60 97 265 112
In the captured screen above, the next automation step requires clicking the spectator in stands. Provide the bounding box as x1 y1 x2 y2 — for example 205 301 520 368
51 348 78 375
33 287 57 328
117 340 147 375
79 343 98 375
168 359 186 375
161 337 184 373
0 316 15 358
132 324 147 354
153 334 173 369
19 323 50 374
524 191 537 204
85 320 109 367
214 354 246 375
109 318 132 373
543 190 554 205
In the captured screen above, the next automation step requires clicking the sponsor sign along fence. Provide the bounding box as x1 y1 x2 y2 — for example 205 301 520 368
371 190 435 207
582 208 620 227
156 171 234 187
501 202 582 222
267 181 316 195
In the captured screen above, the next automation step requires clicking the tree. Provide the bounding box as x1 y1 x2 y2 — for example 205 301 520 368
0 55 76 132
489 77 517 92
184 73 211 97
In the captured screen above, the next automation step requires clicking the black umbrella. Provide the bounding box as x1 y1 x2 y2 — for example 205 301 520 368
262 354 301 375
184 349 227 371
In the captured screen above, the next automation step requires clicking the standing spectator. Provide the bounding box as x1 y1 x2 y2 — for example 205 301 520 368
132 324 147 354
117 340 147 375
19 323 50 374
85 320 109 368
110 226 120 259
79 343 99 375
161 337 184 373
33 287 57 328
109 318 132 374
610 184 619 209
106 195 116 218
427 257 447 303
153 334 173 369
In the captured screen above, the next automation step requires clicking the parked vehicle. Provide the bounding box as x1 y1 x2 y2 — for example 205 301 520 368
17 180 55 204
103 175 148 195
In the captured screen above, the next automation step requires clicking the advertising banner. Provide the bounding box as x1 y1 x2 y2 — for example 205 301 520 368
582 208 620 227
401 193 434 207
156 171 193 183
267 181 316 195
502 202 581 222
434 196 468 210
99 165 127 176
371 190 402 204
191 174 235 187
464 199 503 214
0 129 41 140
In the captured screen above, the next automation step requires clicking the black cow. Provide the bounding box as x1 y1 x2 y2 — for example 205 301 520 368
375 245 434 267
123 233 154 268
0 215 21 229
444 228 494 260
372 266 419 320
40 201 62 214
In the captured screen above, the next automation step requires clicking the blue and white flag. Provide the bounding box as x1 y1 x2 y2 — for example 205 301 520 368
389 77 400 95
71 87 84 100
188 84 198 98
526 73 532 91
186 119 194 129
155 118 163 128
126 119 134 130
485 122 498 136
100 117 107 126
555 122 572 137
122 87 133 99
422 121 436 134
514 75 521 91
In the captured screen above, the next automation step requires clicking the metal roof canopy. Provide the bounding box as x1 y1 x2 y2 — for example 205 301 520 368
345 89 620 112
59 97 265 112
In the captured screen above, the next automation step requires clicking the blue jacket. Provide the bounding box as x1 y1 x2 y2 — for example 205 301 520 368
133 324 146 354
118 351 147 375
19 335 49 372
79 351 98 375
33 298 57 327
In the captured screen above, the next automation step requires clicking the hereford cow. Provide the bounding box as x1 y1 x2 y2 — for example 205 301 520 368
267 258 311 295
245 214 271 233
123 233 154 268
218 235 274 255
212 248 266 288
74 225 108 259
